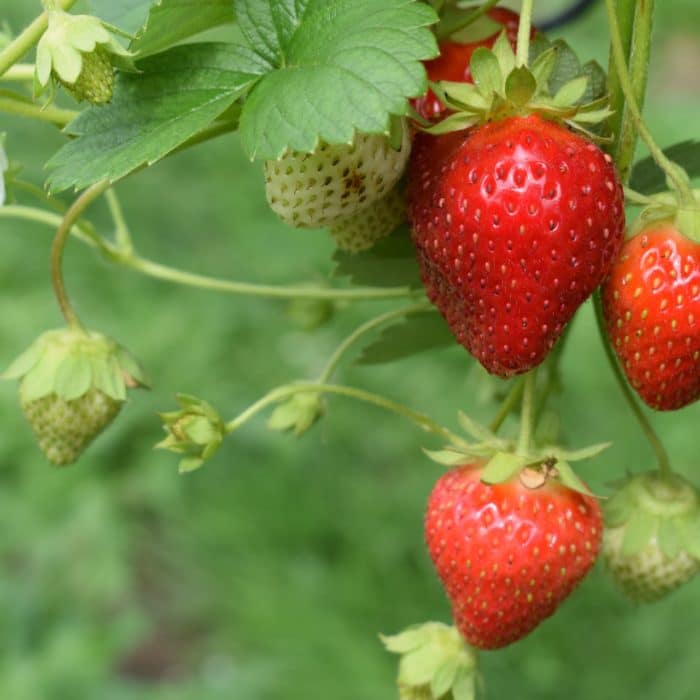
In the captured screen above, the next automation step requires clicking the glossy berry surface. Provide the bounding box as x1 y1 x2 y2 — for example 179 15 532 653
602 223 700 410
409 114 625 377
425 463 602 649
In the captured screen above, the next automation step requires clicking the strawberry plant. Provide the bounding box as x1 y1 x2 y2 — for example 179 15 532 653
0 0 699 697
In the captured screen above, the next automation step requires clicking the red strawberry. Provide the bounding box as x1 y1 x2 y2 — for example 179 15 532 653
601 221 700 410
425 461 602 649
408 114 625 377
413 8 528 122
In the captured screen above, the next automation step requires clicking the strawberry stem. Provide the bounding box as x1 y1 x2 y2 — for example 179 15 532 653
606 0 653 184
490 376 526 434
0 0 78 77
224 381 470 448
0 64 35 82
516 369 537 456
318 303 432 383
592 291 673 479
51 180 110 331
515 0 534 67
604 0 695 206
0 93 77 127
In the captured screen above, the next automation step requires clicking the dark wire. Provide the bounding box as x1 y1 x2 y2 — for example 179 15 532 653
537 0 598 30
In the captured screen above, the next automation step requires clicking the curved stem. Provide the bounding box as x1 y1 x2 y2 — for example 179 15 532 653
516 369 537 456
489 376 526 434
604 0 693 204
119 254 420 301
0 0 78 77
225 382 469 447
51 181 110 329
593 291 672 478
0 204 421 302
607 0 654 183
318 304 432 383
0 64 35 82
105 189 133 253
516 0 534 67
0 95 77 127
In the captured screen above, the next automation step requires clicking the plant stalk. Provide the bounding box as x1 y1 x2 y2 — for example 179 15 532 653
516 369 537 456
516 0 534 66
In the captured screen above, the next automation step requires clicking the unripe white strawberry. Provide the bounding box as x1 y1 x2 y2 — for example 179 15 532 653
3 328 147 466
603 472 700 602
329 184 406 253
264 121 410 228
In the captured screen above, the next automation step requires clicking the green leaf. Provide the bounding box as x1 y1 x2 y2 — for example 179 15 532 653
357 311 454 365
332 228 422 289
553 76 588 107
380 627 426 654
2 342 43 380
46 43 266 192
630 141 700 195
423 448 469 467
530 46 557 86
130 0 236 57
89 0 153 35
480 452 524 484
621 511 657 557
452 667 476 700
580 60 607 102
236 0 438 159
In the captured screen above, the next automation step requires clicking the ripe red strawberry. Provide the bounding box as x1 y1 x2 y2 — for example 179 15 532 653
409 115 625 377
413 8 527 122
425 461 602 649
601 221 700 410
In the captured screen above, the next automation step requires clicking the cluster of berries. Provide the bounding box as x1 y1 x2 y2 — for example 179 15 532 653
263 6 700 683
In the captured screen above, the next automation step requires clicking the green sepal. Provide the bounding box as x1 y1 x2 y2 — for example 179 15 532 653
456 412 500 445
604 488 636 528
423 448 470 467
554 461 595 497
658 517 682 560
267 392 325 437
505 66 536 107
382 622 477 700
470 47 502 98
678 513 700 560
621 511 657 557
53 354 92 400
156 393 226 473
480 452 526 485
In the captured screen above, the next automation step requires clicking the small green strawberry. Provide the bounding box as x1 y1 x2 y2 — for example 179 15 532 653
603 472 700 602
3 328 147 466
35 9 134 104
264 120 410 228
328 183 407 253
382 622 478 700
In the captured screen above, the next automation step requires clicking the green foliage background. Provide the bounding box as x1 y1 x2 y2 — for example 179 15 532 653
1 1 699 698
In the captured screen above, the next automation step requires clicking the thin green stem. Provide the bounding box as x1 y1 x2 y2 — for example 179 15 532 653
515 0 534 67
593 291 672 478
0 64 35 82
516 370 537 456
489 376 526 434
51 181 110 329
0 95 77 127
434 0 500 41
533 325 573 427
118 254 420 301
0 203 420 302
318 304 432 383
0 0 78 77
105 189 133 254
605 0 693 204
608 0 654 183
225 382 469 447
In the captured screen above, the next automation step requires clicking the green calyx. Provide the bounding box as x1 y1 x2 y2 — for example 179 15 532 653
3 327 148 403
424 411 608 496
267 392 325 437
35 9 135 102
157 394 226 473
628 189 700 244
382 622 478 700
604 472 700 561
426 33 612 139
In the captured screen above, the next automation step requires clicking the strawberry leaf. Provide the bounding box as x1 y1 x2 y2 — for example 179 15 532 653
130 0 235 57
236 0 438 159
89 0 152 35
46 43 266 192
630 140 700 195
357 311 454 365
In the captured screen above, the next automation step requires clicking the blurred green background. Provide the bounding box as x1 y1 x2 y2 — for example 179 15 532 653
1 1 699 698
